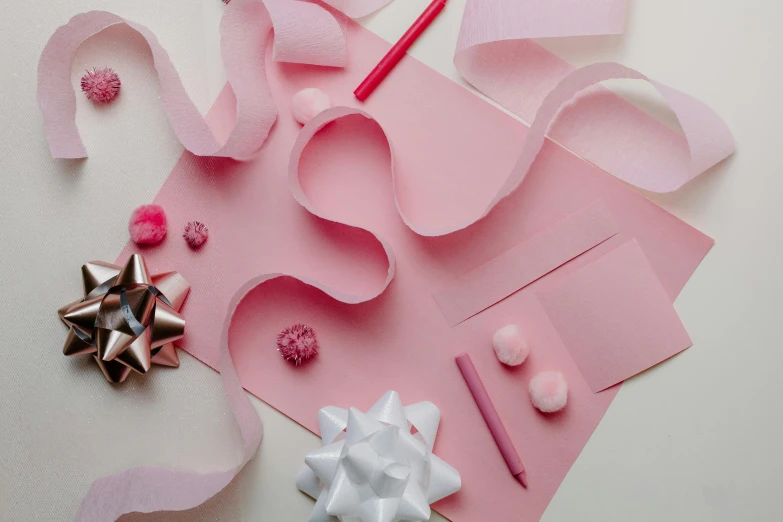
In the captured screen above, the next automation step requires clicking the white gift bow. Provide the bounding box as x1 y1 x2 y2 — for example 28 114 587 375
297 391 462 522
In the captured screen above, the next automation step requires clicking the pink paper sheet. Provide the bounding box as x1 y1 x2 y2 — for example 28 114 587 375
112 19 715 521
433 200 618 326
537 239 693 392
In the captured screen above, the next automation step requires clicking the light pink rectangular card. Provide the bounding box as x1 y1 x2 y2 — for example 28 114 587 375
120 19 714 522
433 200 618 326
537 239 693 392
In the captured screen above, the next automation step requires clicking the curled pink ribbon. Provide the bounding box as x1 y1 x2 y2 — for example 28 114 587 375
453 0 733 192
37 0 345 160
75 276 264 520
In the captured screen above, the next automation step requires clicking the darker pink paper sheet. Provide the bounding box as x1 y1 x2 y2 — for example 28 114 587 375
118 21 714 522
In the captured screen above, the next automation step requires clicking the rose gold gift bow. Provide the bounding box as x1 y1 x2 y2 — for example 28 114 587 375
35 0 735 519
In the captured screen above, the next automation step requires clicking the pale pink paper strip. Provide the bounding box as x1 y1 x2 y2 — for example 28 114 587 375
319 0 396 19
39 0 734 191
318 0 732 191
454 0 734 192
37 0 345 159
294 59 731 237
432 200 618 326
75 277 266 521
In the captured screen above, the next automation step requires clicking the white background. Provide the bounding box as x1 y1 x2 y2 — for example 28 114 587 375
1 0 781 520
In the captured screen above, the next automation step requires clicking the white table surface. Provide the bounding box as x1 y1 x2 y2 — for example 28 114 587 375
1 1 780 520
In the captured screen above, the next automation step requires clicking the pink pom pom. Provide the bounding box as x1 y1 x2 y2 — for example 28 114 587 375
277 324 319 365
492 324 529 366
529 371 568 413
183 221 209 248
80 67 121 103
128 204 167 245
291 88 333 125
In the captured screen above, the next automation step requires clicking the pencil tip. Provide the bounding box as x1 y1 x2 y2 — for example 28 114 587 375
516 470 528 488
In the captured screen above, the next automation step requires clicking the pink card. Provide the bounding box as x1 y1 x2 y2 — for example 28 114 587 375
116 20 714 522
433 200 618 326
537 239 693 392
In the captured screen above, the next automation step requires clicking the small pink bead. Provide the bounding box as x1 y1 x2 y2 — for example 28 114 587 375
291 88 333 125
128 204 167 245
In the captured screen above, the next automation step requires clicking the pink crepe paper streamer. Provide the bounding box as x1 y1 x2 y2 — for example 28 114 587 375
75 277 264 521
37 0 733 190
453 0 734 192
293 56 729 236
315 0 733 192
318 0 396 19
36 0 345 160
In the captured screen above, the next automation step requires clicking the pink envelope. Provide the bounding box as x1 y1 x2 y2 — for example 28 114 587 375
120 21 713 522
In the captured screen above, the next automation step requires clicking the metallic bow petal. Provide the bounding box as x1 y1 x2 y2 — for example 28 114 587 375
58 254 189 383
297 391 462 522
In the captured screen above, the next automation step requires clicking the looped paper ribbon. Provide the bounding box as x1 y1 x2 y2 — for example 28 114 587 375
44 0 737 519
75 276 263 520
37 0 733 192
294 59 731 240
453 0 734 192
37 0 345 159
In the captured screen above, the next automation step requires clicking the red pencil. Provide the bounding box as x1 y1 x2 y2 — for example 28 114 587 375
354 0 447 101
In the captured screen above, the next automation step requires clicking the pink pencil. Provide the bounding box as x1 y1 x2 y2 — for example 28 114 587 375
455 352 528 487
354 0 447 101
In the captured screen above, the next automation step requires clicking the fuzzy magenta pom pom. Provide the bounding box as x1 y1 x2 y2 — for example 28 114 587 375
128 204 167 245
80 67 121 103
277 324 319 365
529 371 568 413
492 324 529 366
291 88 333 125
183 221 209 248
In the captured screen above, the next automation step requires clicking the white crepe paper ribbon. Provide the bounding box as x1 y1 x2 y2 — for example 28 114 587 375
296 391 461 522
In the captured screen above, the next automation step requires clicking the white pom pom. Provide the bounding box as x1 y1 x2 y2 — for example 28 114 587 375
492 324 529 366
291 88 333 125
529 371 568 413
